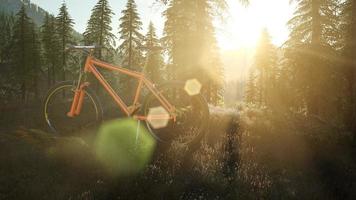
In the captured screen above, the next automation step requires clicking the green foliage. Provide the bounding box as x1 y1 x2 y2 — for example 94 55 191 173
237 104 356 199
247 29 278 107
117 0 144 96
339 0 356 135
143 22 164 83
245 68 258 103
118 0 144 70
0 12 14 63
242 0 356 145
55 2 74 81
0 0 49 25
83 0 116 62
41 13 60 86
280 0 342 121
9 5 41 102
163 0 224 104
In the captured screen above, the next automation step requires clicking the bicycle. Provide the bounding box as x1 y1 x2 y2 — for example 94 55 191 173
43 45 209 145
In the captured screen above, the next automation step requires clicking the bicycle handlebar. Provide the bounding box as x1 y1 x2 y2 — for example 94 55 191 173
66 45 102 52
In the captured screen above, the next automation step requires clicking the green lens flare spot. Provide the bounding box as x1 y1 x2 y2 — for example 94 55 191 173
95 118 156 176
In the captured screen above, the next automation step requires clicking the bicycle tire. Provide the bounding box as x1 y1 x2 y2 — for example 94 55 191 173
143 81 209 146
43 81 103 135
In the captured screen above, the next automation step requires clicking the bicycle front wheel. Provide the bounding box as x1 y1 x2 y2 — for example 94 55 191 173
43 81 103 135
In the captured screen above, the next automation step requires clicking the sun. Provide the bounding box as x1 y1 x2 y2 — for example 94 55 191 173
216 0 293 51
232 19 261 48
217 6 262 50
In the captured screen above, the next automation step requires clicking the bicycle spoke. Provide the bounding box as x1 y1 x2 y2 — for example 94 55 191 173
44 83 102 136
144 83 208 144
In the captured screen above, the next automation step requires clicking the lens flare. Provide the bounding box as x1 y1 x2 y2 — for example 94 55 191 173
147 106 170 129
95 118 156 176
184 79 202 96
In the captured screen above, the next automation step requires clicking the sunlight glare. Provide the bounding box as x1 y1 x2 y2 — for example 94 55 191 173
217 0 293 50
184 79 202 96
147 106 170 129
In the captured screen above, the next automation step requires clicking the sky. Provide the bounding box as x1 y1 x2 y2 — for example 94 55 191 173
30 0 294 50
30 0 166 38
218 0 295 50
30 0 295 82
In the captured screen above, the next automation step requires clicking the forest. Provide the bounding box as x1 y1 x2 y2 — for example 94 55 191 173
0 0 356 199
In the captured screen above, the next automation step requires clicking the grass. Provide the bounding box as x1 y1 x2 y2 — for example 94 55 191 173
0 106 356 199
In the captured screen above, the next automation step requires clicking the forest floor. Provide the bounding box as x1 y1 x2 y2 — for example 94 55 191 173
0 125 237 200
1 106 356 199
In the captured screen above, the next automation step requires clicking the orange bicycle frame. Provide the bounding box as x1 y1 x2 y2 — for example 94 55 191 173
67 54 175 121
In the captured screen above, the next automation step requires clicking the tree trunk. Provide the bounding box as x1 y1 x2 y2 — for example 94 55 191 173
311 0 321 45
350 0 356 145
129 13 132 70
34 66 38 101
99 3 104 60
48 64 51 88
52 62 56 85
308 0 322 115
21 81 26 103
62 48 66 81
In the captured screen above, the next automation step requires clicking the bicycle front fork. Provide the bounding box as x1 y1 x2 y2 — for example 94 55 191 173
67 82 90 117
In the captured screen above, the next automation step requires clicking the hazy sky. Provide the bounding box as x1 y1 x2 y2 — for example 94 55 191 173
30 0 295 50
30 0 295 81
30 0 165 37
219 0 295 50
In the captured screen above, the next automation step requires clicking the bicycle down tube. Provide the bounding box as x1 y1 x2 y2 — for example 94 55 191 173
67 55 175 120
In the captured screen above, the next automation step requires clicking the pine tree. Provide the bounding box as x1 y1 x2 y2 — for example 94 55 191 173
254 28 278 107
163 0 195 81
41 13 60 86
118 0 144 97
207 47 225 105
143 22 164 83
0 12 14 64
56 2 74 82
118 0 144 70
30 23 41 100
285 0 339 115
196 0 225 105
163 0 225 104
245 68 258 104
10 5 41 102
340 0 356 137
83 0 116 61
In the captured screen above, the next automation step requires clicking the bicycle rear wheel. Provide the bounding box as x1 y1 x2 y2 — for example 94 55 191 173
143 82 209 145
43 81 103 135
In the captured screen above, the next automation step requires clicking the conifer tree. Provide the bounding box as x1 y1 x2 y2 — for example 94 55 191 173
10 5 41 102
83 0 116 61
56 2 74 81
143 22 164 83
163 0 225 104
254 28 277 106
340 0 356 137
163 0 195 81
41 13 60 86
245 68 258 104
118 0 144 70
0 12 14 64
285 0 339 115
118 0 144 96
30 24 41 99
